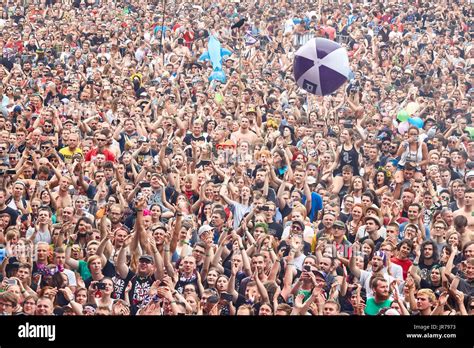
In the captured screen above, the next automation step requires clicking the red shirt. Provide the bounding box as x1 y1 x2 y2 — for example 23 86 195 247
391 257 412 280
85 148 116 162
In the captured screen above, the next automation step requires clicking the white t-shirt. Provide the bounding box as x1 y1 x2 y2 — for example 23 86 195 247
359 269 396 298
26 227 52 244
62 268 77 287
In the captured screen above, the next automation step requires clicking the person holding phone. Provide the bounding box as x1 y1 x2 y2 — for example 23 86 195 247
395 126 429 177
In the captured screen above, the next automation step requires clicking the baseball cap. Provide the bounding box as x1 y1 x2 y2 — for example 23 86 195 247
138 255 154 264
332 220 346 229
312 270 326 280
291 220 305 231
198 224 214 237
466 170 474 178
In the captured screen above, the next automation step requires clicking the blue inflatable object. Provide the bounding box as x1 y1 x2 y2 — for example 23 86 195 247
198 35 232 83
408 117 424 129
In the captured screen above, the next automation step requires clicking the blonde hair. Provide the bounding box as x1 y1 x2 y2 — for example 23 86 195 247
5 229 19 242
416 288 436 303
87 255 102 269
291 205 307 217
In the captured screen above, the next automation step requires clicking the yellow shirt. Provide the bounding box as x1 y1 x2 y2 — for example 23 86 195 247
59 147 83 164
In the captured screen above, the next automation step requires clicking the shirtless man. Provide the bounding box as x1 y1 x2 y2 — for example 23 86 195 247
453 188 474 233
52 176 73 211
230 116 258 146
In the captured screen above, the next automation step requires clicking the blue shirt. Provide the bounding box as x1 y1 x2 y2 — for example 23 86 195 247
399 221 430 240
302 192 323 222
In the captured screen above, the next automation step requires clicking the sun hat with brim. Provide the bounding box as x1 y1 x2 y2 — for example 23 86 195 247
364 215 381 228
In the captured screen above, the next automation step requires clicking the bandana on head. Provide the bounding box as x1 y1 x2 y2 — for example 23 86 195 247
373 251 387 266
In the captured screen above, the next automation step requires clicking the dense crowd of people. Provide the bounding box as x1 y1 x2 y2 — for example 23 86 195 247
0 0 473 317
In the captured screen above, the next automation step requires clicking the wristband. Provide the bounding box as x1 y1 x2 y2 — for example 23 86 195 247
164 249 170 252
136 209 144 212
239 247 244 250
170 300 177 304
413 262 418 266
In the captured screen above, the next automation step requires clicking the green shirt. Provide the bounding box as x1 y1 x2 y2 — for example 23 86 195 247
364 298 393 316
297 289 312 302
77 260 91 280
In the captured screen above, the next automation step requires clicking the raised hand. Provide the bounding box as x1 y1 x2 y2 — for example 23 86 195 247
453 290 464 304
437 291 449 307
59 287 74 302
122 233 133 248
294 293 305 310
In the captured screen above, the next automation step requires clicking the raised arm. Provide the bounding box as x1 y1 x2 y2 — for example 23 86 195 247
253 269 270 303
170 213 182 254
134 196 149 248
149 236 165 282
65 237 80 270
281 249 297 301
116 235 132 279
349 242 362 279
219 175 236 206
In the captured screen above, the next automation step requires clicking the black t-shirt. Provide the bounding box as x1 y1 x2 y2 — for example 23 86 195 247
360 235 385 251
84 275 105 289
420 278 442 292
183 133 208 146
457 278 474 297
129 273 156 315
102 260 116 278
279 204 292 220
418 260 440 281
112 270 134 300
338 184 350 202
11 14 24 24
175 271 199 294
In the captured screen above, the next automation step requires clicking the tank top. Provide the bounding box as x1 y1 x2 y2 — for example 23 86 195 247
399 141 423 169
335 144 359 175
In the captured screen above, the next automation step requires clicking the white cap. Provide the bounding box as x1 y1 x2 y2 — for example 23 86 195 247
198 225 213 237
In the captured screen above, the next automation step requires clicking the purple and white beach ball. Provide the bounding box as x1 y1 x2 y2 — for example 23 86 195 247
293 38 350 96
